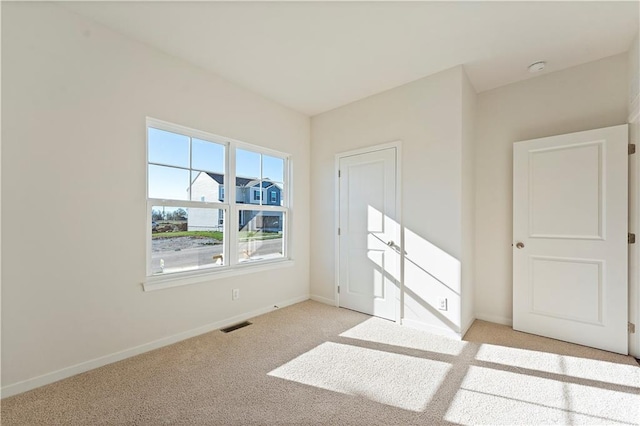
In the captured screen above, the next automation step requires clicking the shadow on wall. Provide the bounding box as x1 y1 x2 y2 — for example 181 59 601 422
361 205 461 334
403 227 461 332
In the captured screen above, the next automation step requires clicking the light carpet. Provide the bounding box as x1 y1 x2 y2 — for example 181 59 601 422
2 300 639 425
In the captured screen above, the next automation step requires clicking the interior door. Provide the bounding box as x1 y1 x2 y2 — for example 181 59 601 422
513 125 628 354
338 147 399 321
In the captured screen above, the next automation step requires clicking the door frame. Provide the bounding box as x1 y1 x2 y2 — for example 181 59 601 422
334 140 403 323
629 98 640 358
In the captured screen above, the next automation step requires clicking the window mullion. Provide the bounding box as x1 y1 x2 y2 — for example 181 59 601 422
147 198 225 209
259 153 263 206
228 143 238 266
284 157 290 258
188 136 193 201
146 201 153 276
284 157 290 208
237 205 287 213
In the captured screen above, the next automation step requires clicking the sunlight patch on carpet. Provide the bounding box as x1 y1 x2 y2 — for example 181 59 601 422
444 366 640 425
268 342 450 411
475 343 640 387
339 317 466 356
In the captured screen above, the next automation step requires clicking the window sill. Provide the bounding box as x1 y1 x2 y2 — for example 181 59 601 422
143 259 295 292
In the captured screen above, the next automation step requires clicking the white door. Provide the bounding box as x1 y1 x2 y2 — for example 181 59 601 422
513 125 628 354
338 147 399 321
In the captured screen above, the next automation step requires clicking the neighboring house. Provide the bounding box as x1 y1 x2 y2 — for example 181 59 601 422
188 172 283 232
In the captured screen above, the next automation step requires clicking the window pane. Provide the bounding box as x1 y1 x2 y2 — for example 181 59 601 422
252 187 262 203
191 170 224 202
236 149 260 204
148 128 190 168
263 155 284 183
192 138 224 173
148 165 190 200
238 210 284 263
236 149 260 179
263 181 283 206
151 206 224 275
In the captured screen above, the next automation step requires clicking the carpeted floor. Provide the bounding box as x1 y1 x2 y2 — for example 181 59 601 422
2 300 639 425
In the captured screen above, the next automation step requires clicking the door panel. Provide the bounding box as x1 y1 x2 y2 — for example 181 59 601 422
339 147 398 321
529 143 602 238
530 257 602 324
513 125 628 354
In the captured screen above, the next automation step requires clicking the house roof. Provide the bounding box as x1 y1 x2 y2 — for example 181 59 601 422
203 172 282 190
194 172 282 190
205 172 252 187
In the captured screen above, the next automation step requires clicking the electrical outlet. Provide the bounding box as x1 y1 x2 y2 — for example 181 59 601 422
438 297 447 311
232 288 240 300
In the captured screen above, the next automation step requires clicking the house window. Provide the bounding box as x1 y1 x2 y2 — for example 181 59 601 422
146 118 290 282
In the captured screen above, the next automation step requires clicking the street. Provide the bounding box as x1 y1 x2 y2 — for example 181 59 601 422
151 238 283 274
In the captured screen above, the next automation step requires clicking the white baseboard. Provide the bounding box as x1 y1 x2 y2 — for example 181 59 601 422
460 316 476 338
475 312 513 327
309 294 336 306
1 294 309 399
401 318 462 340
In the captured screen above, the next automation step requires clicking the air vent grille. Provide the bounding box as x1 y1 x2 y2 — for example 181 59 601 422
220 321 252 333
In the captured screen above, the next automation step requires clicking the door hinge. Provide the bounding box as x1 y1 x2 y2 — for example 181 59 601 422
629 233 636 244
630 144 636 155
338 227 341 236
629 322 636 334
337 285 340 294
338 170 341 178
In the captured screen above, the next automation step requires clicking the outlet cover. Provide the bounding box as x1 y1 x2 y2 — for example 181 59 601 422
438 297 447 311
232 288 240 300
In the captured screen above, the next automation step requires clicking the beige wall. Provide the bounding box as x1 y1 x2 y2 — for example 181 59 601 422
1 2 310 393
474 53 629 325
311 66 475 336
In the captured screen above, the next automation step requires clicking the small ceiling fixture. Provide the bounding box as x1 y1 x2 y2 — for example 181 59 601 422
528 61 546 73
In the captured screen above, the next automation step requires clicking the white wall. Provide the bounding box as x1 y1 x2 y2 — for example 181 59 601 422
1 2 310 394
628 33 640 357
0 3 3 388
311 66 475 336
629 35 639 113
475 54 629 325
461 71 477 335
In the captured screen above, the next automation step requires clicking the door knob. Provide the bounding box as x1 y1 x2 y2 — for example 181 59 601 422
516 242 525 249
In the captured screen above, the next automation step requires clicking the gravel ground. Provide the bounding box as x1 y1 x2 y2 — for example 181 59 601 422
151 236 221 253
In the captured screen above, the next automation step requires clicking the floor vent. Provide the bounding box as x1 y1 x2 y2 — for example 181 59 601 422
220 321 252 333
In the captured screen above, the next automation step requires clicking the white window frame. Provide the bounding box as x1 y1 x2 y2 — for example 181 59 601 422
144 118 292 291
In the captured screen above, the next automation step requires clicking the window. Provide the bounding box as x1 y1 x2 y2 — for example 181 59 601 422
235 148 287 264
147 118 290 281
238 211 284 263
